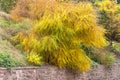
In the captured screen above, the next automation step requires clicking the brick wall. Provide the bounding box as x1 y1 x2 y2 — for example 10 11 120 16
0 63 120 80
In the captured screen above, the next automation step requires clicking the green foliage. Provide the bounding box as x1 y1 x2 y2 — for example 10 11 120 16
117 0 120 4
91 51 115 66
13 1 107 72
0 17 32 32
92 60 100 66
0 53 18 68
81 44 93 58
102 53 116 66
81 44 115 66
112 42 120 52
0 17 13 27
0 0 18 13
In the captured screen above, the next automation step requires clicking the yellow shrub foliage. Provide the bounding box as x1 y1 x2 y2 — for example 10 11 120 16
10 0 63 21
95 0 120 14
95 0 120 42
27 52 42 65
13 1 106 72
10 0 93 22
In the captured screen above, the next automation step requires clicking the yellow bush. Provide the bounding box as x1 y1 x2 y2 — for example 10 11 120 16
14 1 106 72
10 0 93 22
27 52 42 65
95 0 120 43
10 0 61 21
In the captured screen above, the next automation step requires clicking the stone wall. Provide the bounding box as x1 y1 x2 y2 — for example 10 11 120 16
0 63 120 80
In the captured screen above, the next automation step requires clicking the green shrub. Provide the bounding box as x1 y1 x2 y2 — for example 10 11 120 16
112 42 120 52
0 17 32 28
103 53 116 66
0 0 18 13
81 44 115 66
0 17 32 36
0 53 18 68
81 44 94 58
93 52 115 66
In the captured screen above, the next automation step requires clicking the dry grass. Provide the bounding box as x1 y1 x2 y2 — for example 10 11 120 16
0 27 23 58
0 12 11 20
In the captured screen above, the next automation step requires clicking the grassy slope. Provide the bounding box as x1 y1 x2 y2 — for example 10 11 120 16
0 26 28 66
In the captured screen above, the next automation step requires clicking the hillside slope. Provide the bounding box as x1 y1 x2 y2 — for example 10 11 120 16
0 27 23 58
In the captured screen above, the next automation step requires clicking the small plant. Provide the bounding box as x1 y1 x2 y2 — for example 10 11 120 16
0 0 18 13
0 17 13 27
95 0 120 44
27 52 42 65
81 44 115 66
103 53 116 66
0 53 18 68
93 52 115 66
0 17 32 28
112 42 120 52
